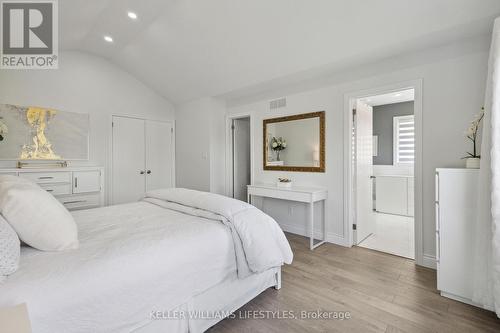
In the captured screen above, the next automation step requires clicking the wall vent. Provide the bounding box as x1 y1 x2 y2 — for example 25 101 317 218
269 97 286 110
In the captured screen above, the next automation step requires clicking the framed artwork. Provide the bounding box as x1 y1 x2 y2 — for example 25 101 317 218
0 104 89 160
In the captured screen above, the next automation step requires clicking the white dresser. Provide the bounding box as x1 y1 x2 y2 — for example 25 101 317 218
435 168 481 307
0 167 104 211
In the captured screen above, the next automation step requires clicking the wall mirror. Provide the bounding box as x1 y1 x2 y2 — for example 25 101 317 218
263 111 325 172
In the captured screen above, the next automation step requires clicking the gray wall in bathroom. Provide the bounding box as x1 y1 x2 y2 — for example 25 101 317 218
373 101 414 165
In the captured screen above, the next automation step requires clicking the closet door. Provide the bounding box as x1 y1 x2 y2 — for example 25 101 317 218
112 116 146 204
145 120 173 191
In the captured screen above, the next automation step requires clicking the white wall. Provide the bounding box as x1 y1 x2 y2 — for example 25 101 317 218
0 51 175 199
175 97 226 194
226 43 488 262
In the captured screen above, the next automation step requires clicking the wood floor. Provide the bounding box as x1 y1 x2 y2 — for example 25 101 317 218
209 233 500 333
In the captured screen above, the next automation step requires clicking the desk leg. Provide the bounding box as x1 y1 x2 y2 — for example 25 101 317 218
323 199 327 243
247 193 251 204
309 202 314 250
310 200 327 250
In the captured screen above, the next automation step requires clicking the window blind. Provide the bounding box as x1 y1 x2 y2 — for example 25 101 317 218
393 115 415 164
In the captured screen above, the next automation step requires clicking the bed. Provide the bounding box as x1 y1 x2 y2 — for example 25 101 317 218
0 188 293 333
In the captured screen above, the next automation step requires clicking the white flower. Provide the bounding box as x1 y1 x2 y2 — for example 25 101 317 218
0 121 8 134
272 142 278 148
282 142 287 148
465 126 474 137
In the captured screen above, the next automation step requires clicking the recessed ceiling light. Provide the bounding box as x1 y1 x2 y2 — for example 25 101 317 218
394 93 402 97
104 35 113 43
128 11 137 19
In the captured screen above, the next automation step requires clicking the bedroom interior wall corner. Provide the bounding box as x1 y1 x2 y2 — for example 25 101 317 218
175 97 227 193
0 51 176 202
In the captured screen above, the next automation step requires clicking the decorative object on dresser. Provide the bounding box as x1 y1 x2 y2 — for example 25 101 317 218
263 111 325 172
0 117 7 142
277 177 292 188
463 107 484 169
0 167 104 211
435 168 487 309
16 161 68 169
247 184 327 250
0 104 89 161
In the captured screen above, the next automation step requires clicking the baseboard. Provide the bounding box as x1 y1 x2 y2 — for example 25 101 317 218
422 254 437 269
440 292 493 311
278 222 349 247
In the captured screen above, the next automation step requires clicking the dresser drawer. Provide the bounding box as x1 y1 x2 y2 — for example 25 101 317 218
58 193 101 211
20 172 71 184
39 183 72 196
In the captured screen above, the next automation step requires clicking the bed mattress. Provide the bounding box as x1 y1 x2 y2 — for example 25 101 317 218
0 202 237 332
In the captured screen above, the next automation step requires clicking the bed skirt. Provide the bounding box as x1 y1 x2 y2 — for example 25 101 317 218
133 267 280 333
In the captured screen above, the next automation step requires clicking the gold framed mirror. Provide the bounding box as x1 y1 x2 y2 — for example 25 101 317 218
263 111 325 172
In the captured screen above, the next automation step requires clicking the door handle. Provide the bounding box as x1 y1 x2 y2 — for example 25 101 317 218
140 171 145 175
147 170 151 174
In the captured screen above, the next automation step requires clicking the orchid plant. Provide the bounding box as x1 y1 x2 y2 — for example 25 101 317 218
464 108 485 159
0 118 7 142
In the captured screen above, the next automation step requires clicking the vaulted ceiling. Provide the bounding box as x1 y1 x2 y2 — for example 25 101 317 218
60 0 500 104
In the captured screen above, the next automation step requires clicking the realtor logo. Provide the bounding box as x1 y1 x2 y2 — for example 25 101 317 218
1 0 58 69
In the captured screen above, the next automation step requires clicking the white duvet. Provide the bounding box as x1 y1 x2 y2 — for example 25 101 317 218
0 189 293 332
1 202 237 332
144 188 293 278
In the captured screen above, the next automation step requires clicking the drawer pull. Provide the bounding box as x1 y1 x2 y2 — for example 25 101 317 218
74 177 78 188
39 176 54 180
46 189 54 192
63 200 87 205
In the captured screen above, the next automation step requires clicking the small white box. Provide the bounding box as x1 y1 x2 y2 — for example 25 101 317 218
277 181 292 188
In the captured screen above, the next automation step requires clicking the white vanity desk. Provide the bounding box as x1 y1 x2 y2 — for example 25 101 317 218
247 184 328 250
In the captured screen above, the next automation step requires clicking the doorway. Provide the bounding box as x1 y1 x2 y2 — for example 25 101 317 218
351 88 416 259
111 116 174 205
228 116 251 201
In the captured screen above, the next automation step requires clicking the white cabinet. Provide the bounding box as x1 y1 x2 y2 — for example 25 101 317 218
436 168 480 306
73 170 101 194
375 175 414 216
111 116 174 204
0 167 104 211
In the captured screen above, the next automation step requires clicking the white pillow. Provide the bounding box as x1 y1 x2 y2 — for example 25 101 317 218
0 175 78 251
0 214 20 278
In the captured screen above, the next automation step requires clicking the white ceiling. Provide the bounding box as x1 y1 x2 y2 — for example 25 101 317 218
60 0 500 104
360 89 415 107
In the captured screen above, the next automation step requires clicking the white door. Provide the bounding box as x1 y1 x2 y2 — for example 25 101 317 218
112 116 146 204
232 118 251 201
145 120 173 191
354 100 375 244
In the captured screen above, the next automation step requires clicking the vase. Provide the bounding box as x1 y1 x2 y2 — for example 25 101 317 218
465 157 480 169
276 151 281 161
